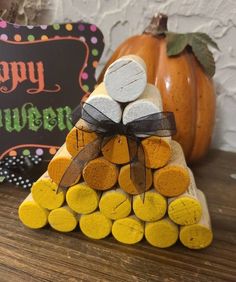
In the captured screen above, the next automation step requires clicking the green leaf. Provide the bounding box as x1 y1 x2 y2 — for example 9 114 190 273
165 31 218 77
191 37 216 77
166 32 188 56
193 32 219 50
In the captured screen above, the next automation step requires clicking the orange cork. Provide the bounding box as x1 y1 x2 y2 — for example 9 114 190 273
153 141 190 197
101 135 131 164
83 157 119 190
48 144 81 187
141 136 171 169
66 119 97 157
118 164 152 195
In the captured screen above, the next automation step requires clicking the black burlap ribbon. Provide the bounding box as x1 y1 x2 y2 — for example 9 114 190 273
0 155 42 188
59 102 176 194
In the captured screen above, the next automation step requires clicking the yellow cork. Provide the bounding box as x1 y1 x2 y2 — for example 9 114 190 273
31 171 65 210
133 189 167 222
99 188 131 220
118 164 152 195
79 211 112 239
180 189 213 249
153 140 190 197
168 169 202 225
66 119 97 157
66 182 100 214
48 205 78 232
112 215 144 244
145 217 179 248
18 193 49 229
141 136 171 169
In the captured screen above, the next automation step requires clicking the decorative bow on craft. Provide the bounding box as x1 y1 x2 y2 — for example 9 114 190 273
0 155 42 188
59 102 176 194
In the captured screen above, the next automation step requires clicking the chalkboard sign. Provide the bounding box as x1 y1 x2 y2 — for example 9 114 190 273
0 20 104 160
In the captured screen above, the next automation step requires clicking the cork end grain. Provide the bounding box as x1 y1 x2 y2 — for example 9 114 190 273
141 137 171 169
66 126 97 157
66 183 99 214
168 197 202 225
145 218 179 248
48 157 81 186
31 177 65 210
99 190 131 220
48 207 78 232
153 165 190 197
180 224 213 249
85 82 122 123
104 55 147 103
133 191 167 222
102 135 130 164
18 201 49 229
79 211 112 239
118 164 152 195
83 157 118 190
112 216 144 244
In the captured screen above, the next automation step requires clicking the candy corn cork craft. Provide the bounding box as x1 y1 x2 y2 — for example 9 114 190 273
18 55 213 250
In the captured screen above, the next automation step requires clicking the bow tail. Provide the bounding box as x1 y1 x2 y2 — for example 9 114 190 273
58 137 102 190
127 138 147 196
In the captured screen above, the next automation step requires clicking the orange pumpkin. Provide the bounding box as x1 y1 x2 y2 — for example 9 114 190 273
98 14 216 163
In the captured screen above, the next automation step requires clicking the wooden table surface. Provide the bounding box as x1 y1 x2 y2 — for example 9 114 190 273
0 150 236 282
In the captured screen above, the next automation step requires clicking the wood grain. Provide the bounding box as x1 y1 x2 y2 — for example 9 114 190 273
0 149 236 281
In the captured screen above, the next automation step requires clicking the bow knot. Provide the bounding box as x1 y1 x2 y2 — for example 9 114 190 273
60 102 176 194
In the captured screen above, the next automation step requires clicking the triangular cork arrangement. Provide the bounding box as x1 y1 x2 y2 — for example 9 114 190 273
18 55 213 249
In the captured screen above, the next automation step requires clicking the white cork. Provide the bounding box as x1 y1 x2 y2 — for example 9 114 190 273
104 55 147 103
122 83 163 125
84 82 122 123
122 84 163 138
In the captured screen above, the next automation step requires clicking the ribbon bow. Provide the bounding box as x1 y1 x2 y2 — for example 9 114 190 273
59 102 176 194
0 155 42 188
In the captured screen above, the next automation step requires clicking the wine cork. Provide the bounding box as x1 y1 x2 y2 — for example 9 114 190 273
99 188 131 220
180 189 213 249
66 119 97 158
122 84 163 127
141 136 171 169
104 55 147 103
79 211 112 239
145 217 179 248
168 169 202 225
48 144 81 187
118 164 152 195
48 205 78 232
101 135 130 164
18 193 49 229
84 82 122 123
31 172 65 210
112 215 144 244
66 182 100 214
133 189 167 222
83 157 118 190
153 141 190 197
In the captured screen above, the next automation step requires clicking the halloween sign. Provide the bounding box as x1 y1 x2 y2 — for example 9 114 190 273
0 20 104 160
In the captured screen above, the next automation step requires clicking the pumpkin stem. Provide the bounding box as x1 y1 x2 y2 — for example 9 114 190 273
143 13 168 36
